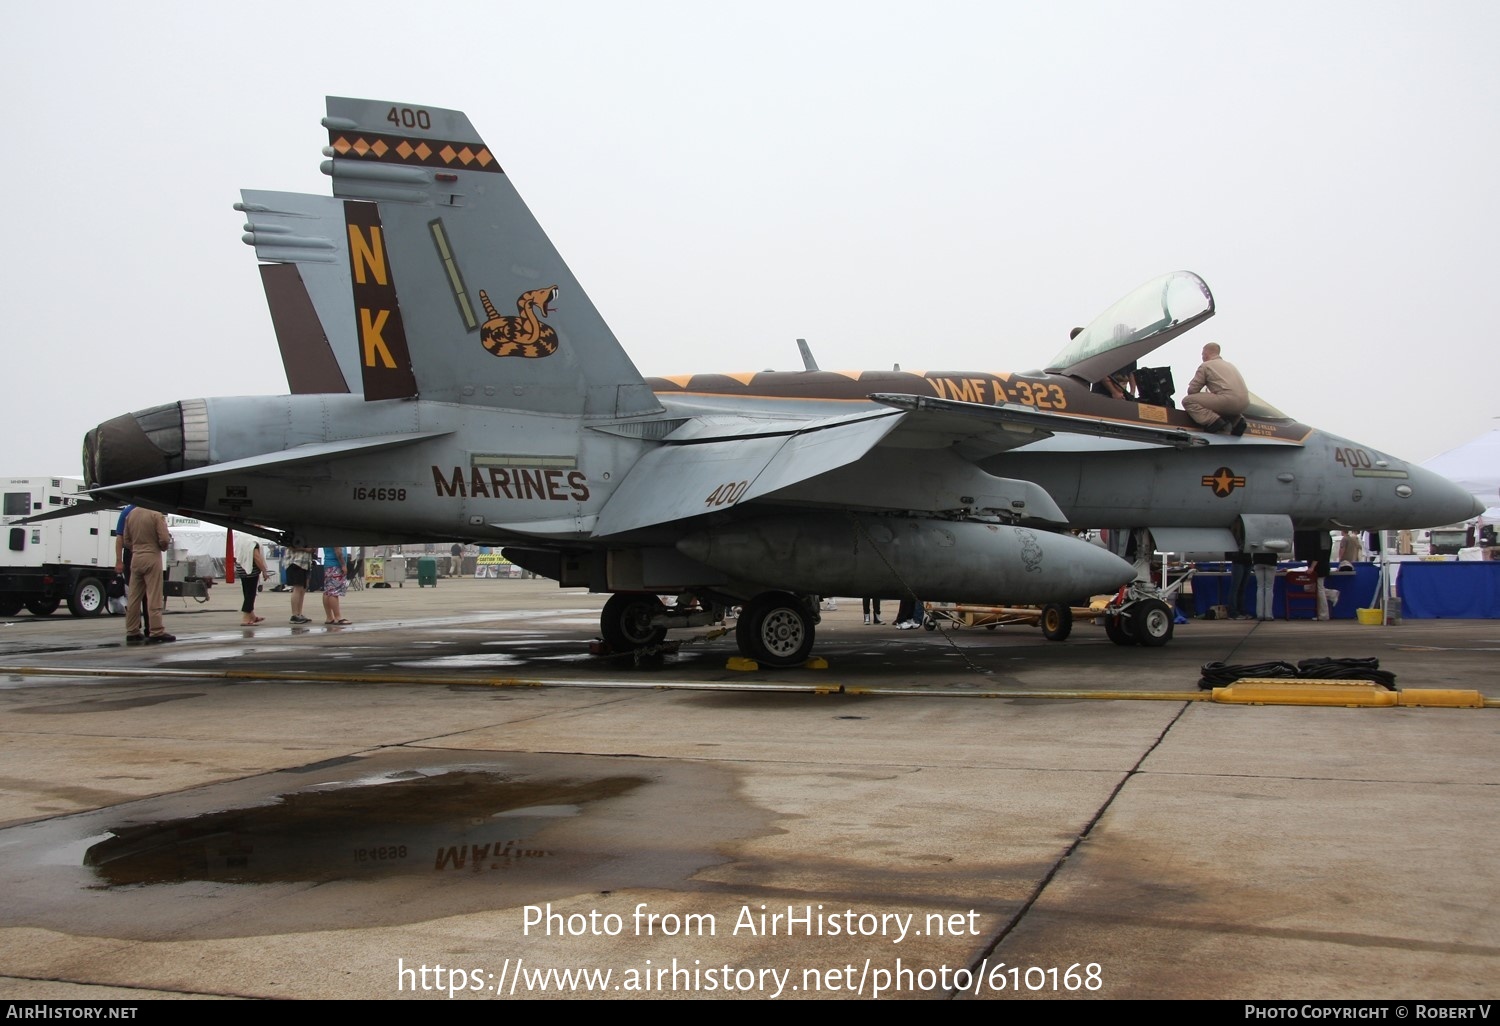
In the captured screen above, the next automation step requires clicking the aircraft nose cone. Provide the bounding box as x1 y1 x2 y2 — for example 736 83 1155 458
1407 463 1485 525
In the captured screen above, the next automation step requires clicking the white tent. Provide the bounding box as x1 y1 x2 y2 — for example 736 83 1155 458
1422 428 1500 522
167 520 229 561
163 516 278 580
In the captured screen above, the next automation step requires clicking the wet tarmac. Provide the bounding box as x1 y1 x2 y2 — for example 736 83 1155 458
1 578 1497 1000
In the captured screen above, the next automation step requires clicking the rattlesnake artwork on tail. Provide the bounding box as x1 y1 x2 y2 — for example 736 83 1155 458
479 286 560 358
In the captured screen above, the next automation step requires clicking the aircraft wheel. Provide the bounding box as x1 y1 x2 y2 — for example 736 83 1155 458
67 577 107 618
1103 611 1135 646
734 613 753 654
1129 598 1174 647
0 596 22 617
1040 603 1073 641
738 592 815 668
25 597 60 617
600 592 667 650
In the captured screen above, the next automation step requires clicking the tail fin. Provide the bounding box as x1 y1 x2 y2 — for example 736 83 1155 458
237 188 358 394
239 97 661 419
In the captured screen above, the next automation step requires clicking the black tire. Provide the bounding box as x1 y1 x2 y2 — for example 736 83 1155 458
0 596 22 617
1040 603 1073 642
1129 598 1174 647
25 597 61 617
737 591 815 668
1103 611 1134 646
600 592 667 650
735 611 754 654
923 620 937 631
68 577 107 618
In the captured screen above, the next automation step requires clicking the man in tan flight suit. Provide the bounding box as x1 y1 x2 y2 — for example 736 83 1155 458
124 507 175 645
1182 342 1249 435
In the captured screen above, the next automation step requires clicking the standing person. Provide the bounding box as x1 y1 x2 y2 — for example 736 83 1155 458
1182 342 1249 435
1295 530 1339 620
233 533 269 626
123 507 174 645
321 545 352 625
894 595 924 629
862 597 883 625
1224 520 1251 620
450 542 463 577
1252 548 1278 621
1337 530 1364 565
1225 549 1252 620
112 504 148 625
287 546 314 624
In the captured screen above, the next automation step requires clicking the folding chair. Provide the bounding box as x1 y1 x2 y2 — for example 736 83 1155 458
1284 568 1319 620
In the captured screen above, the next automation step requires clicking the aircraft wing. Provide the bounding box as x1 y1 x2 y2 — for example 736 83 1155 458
15 499 121 525
591 410 903 537
870 393 1207 451
85 432 452 495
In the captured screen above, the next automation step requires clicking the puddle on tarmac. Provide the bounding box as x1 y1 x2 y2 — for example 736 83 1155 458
0 751 771 940
392 655 525 669
82 770 645 886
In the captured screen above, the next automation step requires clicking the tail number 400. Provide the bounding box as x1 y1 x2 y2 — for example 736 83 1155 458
705 481 749 508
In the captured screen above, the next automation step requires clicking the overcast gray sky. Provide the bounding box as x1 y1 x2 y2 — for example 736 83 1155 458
5 0 1496 476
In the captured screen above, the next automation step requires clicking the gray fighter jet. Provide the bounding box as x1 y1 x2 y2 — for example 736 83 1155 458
82 98 1481 665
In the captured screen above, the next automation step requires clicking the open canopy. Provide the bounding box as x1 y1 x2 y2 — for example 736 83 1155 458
1047 271 1215 383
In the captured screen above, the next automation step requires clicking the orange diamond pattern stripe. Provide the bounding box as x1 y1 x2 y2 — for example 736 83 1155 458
328 131 501 173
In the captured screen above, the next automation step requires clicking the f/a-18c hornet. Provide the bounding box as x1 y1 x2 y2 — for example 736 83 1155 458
81 98 1482 665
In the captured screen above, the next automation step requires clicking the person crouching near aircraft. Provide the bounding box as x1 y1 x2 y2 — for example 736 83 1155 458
1183 342 1249 435
321 545 352 625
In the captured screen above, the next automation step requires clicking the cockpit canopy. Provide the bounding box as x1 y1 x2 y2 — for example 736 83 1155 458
1047 271 1215 382
1047 269 1287 420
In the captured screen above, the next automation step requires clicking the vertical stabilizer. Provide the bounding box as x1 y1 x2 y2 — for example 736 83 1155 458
238 188 360 394
308 97 662 418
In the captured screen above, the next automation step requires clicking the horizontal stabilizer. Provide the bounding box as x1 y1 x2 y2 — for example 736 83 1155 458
16 499 120 525
85 431 451 495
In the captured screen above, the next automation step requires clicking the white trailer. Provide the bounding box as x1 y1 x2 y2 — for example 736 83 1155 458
1 477 123 617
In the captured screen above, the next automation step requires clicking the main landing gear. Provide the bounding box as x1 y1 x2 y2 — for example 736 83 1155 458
599 592 668 651
735 591 817 668
597 589 820 669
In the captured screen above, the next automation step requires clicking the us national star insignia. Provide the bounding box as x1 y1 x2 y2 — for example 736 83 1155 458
1202 466 1246 498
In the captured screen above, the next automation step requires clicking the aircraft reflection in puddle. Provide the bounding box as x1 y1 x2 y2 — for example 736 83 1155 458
83 769 645 886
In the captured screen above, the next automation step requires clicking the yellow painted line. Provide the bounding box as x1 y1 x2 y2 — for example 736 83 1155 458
844 687 1212 700
3 664 551 688
0 664 836 693
1 666 1493 706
